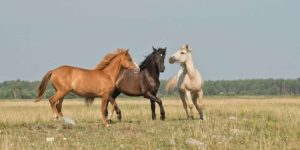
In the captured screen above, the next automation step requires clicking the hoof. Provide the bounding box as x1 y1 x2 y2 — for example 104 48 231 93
108 119 112 124
105 124 110 128
160 115 165 121
200 116 206 121
187 116 194 120
53 116 59 121
117 115 122 121
152 115 157 120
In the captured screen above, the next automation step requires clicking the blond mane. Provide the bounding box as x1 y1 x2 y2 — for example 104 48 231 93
94 48 127 70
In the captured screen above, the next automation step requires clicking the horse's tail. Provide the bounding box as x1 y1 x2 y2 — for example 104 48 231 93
165 75 178 92
35 71 52 103
85 97 95 106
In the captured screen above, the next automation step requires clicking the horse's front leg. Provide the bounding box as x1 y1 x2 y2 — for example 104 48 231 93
147 93 165 120
107 97 119 122
110 90 122 121
179 90 191 119
156 97 165 120
101 95 110 127
150 100 156 120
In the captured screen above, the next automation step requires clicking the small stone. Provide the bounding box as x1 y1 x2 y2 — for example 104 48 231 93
242 118 248 121
169 139 176 145
228 116 238 120
61 117 76 125
186 138 206 150
46 137 54 142
230 129 250 136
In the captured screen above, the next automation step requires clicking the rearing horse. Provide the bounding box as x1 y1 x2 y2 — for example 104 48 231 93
35 49 140 127
166 44 206 120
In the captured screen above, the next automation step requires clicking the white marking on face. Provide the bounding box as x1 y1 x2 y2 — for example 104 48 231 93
133 61 140 72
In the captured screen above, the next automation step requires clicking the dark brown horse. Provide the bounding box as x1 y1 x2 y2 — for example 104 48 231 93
86 47 167 121
35 49 140 127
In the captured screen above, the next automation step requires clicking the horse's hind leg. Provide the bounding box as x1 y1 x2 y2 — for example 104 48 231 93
49 96 59 120
49 91 66 120
85 97 94 107
56 97 64 118
179 90 191 119
186 91 194 119
192 90 206 120
198 90 206 120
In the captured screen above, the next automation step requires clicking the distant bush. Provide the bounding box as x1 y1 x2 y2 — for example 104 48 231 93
0 78 300 99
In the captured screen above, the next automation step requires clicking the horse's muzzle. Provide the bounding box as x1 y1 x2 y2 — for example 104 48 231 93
133 62 140 73
169 57 176 64
133 67 140 73
160 66 165 72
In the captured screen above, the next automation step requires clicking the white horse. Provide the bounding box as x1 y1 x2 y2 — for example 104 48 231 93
166 44 206 120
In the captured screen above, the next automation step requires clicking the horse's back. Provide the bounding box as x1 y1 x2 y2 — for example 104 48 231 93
50 65 112 97
51 65 97 81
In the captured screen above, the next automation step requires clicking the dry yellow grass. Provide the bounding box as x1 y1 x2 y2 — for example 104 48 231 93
0 97 299 149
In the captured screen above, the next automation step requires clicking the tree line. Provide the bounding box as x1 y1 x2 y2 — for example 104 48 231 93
0 78 300 99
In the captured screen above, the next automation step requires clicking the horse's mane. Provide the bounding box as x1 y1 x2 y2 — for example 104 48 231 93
139 48 166 70
94 48 127 70
139 53 155 71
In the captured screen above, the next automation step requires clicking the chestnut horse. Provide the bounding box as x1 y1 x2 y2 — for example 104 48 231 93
85 47 167 121
35 49 140 127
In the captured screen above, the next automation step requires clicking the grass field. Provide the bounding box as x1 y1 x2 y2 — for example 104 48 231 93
0 97 299 150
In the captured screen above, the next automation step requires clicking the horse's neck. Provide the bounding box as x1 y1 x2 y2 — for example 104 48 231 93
145 63 160 80
102 57 122 82
182 55 196 80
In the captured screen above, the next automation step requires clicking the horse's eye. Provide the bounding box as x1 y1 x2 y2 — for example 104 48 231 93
180 52 185 54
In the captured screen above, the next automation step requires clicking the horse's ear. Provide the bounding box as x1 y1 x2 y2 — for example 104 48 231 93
186 44 192 52
125 49 129 55
164 47 167 52
152 46 157 52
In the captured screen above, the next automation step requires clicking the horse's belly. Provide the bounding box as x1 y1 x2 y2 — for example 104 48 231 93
118 86 143 97
72 90 99 97
71 79 108 97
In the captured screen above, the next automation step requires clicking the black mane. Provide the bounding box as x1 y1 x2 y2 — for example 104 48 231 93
139 52 155 71
139 47 165 71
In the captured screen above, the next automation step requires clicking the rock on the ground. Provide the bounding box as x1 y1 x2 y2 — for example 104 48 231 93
61 116 76 125
186 138 206 150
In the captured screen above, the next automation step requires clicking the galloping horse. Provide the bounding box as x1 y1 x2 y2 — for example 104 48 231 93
35 49 140 127
166 44 206 120
85 47 167 121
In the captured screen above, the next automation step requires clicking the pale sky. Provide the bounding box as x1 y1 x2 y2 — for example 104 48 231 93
0 0 299 81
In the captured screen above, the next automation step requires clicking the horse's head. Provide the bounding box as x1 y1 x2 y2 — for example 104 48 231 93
120 49 140 72
169 44 192 64
152 46 167 72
